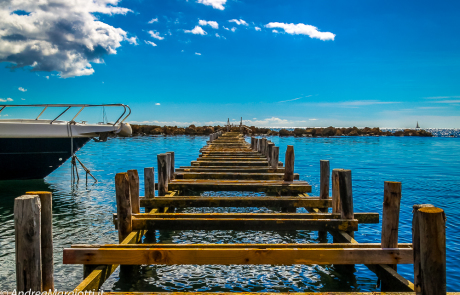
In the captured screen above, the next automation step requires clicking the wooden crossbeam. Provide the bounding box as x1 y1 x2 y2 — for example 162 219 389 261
71 243 412 249
64 247 413 265
176 167 285 173
176 172 300 180
129 218 358 231
139 196 329 208
168 179 311 194
192 161 269 166
124 212 378 224
194 158 268 161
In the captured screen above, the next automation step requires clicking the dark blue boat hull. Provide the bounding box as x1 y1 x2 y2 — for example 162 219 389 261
0 137 91 180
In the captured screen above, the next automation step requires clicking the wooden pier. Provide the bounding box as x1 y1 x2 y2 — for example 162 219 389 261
13 130 451 294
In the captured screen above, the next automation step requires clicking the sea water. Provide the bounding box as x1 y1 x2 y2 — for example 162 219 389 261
0 134 459 291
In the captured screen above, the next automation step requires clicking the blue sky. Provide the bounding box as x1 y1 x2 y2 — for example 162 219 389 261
0 0 459 128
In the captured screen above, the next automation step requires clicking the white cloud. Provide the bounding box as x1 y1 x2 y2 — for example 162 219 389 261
223 27 230 31
18 87 27 92
255 27 261 31
229 19 248 26
21 98 26 100
0 98 13 102
309 119 317 121
196 0 226 10
195 52 202 55
184 26 207 35
272 29 279 33
316 100 400 107
144 40 157 47
278 97 302 103
148 31 164 40
155 103 161 105
424 96 460 99
432 100 460 104
0 0 135 78
148 18 158 24
265 22 335 41
231 27 236 32
45 76 49 80
199 20 219 29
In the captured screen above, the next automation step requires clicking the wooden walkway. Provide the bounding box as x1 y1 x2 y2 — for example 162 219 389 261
12 128 449 294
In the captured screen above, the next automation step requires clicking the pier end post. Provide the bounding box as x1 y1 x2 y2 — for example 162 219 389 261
338 169 353 235
15 195 42 291
320 160 330 213
417 206 446 294
271 146 280 170
267 142 274 164
115 173 132 242
283 145 295 182
332 169 343 214
25 191 54 291
127 170 140 214
157 153 169 196
166 151 175 180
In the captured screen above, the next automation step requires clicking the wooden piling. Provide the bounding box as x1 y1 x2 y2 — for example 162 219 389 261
381 182 401 268
320 160 330 213
15 195 42 291
332 169 343 213
157 153 169 196
283 145 295 182
418 207 446 294
209 134 214 142
25 191 54 291
115 173 132 242
412 204 435 293
144 167 155 199
338 169 353 236
256 138 261 153
128 170 140 214
271 146 279 170
167 151 175 180
251 137 255 150
267 142 274 163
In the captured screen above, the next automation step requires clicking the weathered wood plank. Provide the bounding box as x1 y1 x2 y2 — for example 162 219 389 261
178 172 299 180
192 161 269 166
177 167 285 173
130 218 358 231
139 196 330 208
64 247 413 265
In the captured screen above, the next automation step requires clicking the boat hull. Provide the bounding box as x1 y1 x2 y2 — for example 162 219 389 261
0 137 91 180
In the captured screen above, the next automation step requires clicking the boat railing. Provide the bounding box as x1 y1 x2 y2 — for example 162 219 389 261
0 104 131 126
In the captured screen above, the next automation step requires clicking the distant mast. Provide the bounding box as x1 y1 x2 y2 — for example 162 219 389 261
416 121 420 129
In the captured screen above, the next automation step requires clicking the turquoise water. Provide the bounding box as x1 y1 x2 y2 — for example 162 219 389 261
0 135 459 291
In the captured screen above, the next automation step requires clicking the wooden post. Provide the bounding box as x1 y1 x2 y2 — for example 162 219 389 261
209 134 213 142
417 206 446 294
115 173 132 242
412 204 435 293
338 169 353 236
261 138 267 158
251 137 255 150
15 195 42 291
257 138 261 153
25 192 53 291
381 182 401 266
271 146 279 169
144 167 155 199
157 153 169 196
167 151 175 180
283 145 294 181
320 160 330 213
332 169 343 213
267 142 274 163
127 170 140 214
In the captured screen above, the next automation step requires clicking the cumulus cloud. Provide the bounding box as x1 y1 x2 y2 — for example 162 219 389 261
229 19 248 26
148 30 164 40
255 27 261 31
0 0 136 78
184 26 207 35
148 18 158 24
0 98 13 102
199 20 219 29
18 87 27 92
145 40 157 47
195 52 202 55
265 22 335 41
196 0 226 10
155 103 161 105
231 27 236 32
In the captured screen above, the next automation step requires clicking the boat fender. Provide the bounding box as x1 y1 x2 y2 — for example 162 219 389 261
116 122 132 137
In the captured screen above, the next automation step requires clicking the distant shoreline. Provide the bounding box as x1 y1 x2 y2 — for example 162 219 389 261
130 124 435 137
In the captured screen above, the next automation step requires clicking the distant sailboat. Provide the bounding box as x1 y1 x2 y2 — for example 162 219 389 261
416 121 420 129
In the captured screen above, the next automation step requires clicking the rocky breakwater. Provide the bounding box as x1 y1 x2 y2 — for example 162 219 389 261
129 125 433 137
